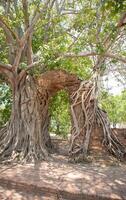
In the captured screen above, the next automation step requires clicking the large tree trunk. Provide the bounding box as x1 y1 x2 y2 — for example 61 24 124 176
0 75 51 163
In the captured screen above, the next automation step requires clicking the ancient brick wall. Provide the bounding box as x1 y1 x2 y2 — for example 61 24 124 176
90 127 126 152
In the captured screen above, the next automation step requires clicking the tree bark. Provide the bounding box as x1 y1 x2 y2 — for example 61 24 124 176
0 74 50 163
68 81 96 161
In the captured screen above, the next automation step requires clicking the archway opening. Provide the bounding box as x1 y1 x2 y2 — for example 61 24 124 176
49 90 71 156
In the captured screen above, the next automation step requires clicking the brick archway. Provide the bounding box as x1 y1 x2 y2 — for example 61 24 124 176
37 70 126 161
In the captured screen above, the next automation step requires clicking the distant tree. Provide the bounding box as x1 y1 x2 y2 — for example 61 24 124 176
100 90 126 128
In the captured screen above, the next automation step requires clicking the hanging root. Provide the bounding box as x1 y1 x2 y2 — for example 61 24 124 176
97 108 126 160
69 80 126 162
69 81 96 161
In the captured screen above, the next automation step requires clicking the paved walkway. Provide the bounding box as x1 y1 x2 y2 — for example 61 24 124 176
0 160 125 200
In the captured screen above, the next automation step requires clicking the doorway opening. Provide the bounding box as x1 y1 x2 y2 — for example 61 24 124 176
49 90 71 156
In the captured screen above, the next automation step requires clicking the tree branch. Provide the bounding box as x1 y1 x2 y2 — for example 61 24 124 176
0 20 14 44
0 63 12 72
21 0 51 45
0 63 13 85
17 61 44 84
22 0 33 65
117 12 126 28
26 61 42 71
63 52 126 64
103 53 126 64
0 16 20 43
13 0 51 71
93 12 126 71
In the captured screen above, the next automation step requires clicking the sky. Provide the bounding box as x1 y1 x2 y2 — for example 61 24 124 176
103 72 126 95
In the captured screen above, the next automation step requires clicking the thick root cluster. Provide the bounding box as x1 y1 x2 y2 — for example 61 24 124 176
97 108 126 159
69 81 96 161
69 80 126 161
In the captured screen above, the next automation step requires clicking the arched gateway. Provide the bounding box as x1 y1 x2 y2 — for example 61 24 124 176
37 70 126 162
0 70 125 163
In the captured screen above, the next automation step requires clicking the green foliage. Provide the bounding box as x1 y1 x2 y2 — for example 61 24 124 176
101 0 126 13
100 90 126 127
0 29 9 63
0 84 12 127
49 91 71 138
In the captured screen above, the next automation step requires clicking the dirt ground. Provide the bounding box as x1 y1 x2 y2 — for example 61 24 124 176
52 138 126 167
0 138 125 200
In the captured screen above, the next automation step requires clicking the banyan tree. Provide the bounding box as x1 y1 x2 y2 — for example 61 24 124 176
0 1 126 163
